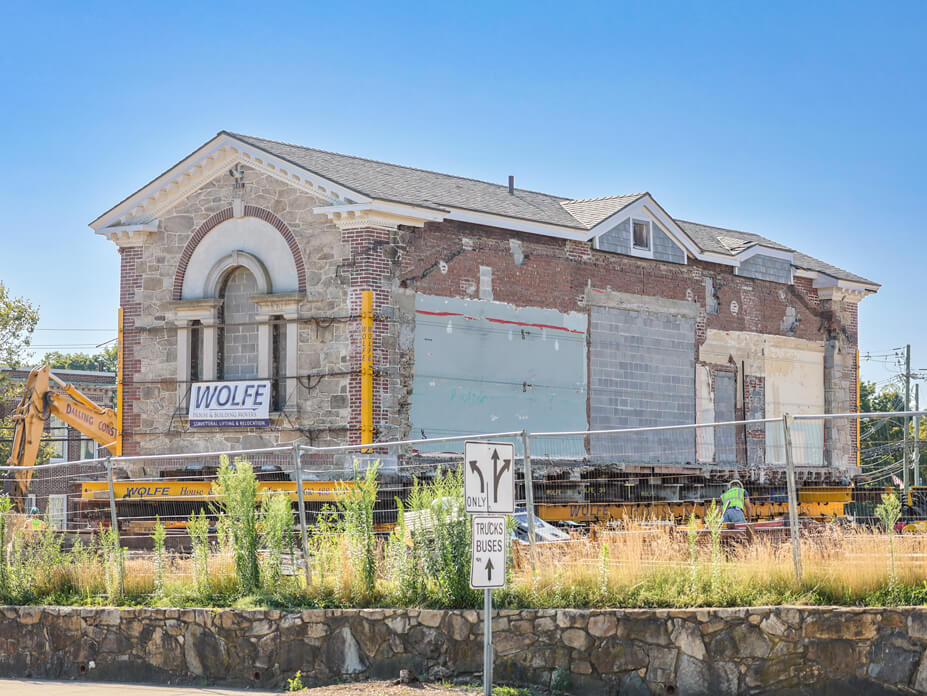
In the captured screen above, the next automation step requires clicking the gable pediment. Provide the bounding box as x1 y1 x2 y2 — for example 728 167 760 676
90 133 369 235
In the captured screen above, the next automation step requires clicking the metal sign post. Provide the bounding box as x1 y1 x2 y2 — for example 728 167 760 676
466 440 514 696
483 588 492 696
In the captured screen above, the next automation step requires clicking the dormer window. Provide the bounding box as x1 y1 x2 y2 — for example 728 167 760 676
632 220 651 250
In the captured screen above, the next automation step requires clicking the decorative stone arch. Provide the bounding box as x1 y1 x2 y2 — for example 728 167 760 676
204 250 272 298
172 206 306 300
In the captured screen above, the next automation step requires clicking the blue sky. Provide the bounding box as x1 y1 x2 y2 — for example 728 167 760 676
0 1 924 390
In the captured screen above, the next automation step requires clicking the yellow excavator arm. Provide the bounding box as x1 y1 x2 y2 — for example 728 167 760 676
6 365 120 506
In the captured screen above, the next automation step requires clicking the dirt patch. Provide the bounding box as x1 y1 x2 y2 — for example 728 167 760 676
293 681 477 695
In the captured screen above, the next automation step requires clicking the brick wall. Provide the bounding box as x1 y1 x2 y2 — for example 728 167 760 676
119 246 143 456
343 227 396 445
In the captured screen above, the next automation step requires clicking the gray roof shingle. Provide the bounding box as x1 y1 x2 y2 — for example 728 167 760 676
677 220 876 286
224 132 877 287
559 194 646 229
229 132 587 229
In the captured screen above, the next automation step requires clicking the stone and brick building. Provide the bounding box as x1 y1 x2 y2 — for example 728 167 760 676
91 132 877 482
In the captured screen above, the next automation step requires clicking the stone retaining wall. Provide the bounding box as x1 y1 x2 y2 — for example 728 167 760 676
1 605 926 694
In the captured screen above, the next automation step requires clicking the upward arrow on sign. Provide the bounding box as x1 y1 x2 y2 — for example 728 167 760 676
491 449 511 504
485 557 494 582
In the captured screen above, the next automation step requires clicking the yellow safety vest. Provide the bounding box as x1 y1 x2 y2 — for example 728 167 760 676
30 518 45 531
721 487 745 512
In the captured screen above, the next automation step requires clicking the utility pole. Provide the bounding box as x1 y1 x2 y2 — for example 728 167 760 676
904 344 912 491
914 384 921 487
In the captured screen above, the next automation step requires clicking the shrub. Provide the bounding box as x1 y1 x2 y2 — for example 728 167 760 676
336 460 380 598
98 526 123 602
875 491 902 583
260 491 293 592
0 495 12 599
403 467 477 608
187 509 210 597
152 516 166 597
705 500 723 587
213 456 260 593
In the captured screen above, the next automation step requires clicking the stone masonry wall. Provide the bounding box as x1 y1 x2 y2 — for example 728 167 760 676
121 166 353 454
2 605 926 695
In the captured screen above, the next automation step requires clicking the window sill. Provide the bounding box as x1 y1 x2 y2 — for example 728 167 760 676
629 247 654 259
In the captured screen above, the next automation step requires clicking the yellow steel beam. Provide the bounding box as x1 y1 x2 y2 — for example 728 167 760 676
116 307 124 457
360 290 374 445
535 500 847 524
80 479 357 502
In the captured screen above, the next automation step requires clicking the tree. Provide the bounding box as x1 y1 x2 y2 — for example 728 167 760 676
0 283 40 464
0 283 39 371
859 380 908 485
43 345 117 373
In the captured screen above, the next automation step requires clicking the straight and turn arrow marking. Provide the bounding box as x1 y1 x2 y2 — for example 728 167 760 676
469 460 484 493
491 449 511 504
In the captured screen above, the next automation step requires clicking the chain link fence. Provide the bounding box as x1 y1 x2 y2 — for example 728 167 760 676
3 411 927 587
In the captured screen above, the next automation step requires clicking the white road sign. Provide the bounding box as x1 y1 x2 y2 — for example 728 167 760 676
464 441 515 514
470 514 507 589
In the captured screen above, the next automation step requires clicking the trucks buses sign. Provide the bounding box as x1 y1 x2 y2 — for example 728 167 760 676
189 380 271 427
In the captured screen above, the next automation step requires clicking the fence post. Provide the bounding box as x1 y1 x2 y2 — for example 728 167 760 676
781 414 803 584
521 430 537 572
104 456 124 596
292 443 312 587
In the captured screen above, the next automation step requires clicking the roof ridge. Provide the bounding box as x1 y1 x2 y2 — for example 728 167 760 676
564 193 647 204
223 131 573 201
674 218 754 236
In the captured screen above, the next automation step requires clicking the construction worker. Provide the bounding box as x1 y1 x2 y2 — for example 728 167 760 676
720 480 752 524
26 507 46 533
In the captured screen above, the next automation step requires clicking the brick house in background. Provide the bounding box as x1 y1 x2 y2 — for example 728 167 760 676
2 367 115 523
90 132 878 484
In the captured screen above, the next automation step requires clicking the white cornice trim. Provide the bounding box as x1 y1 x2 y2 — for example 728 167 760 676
94 222 159 247
443 208 590 240
315 200 447 230
90 133 367 233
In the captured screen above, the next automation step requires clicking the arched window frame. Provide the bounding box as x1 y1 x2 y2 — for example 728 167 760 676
172 249 302 415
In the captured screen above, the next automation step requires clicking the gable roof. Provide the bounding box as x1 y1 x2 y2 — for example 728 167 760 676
559 194 646 229
228 133 588 230
92 130 878 290
676 220 876 286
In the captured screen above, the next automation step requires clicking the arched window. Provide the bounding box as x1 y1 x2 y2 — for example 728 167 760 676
172 215 303 415
218 266 260 380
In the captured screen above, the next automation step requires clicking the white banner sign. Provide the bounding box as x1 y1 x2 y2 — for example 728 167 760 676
189 380 271 427
470 514 507 589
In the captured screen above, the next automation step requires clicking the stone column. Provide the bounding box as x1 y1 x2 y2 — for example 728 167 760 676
284 310 299 413
202 320 218 380
175 322 190 408
251 293 305 414
255 313 273 379
171 299 223 389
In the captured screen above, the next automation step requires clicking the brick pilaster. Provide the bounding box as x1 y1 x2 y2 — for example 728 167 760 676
343 227 394 445
119 247 143 455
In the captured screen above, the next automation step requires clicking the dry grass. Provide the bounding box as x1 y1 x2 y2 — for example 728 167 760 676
8 521 927 608
506 522 927 607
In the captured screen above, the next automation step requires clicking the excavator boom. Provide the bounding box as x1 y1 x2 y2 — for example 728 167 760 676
6 366 120 507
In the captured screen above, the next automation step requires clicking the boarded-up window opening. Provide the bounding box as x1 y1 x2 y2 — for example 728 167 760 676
271 315 285 411
190 320 202 385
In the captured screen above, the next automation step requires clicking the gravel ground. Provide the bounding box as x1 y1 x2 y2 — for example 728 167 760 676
292 682 479 695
